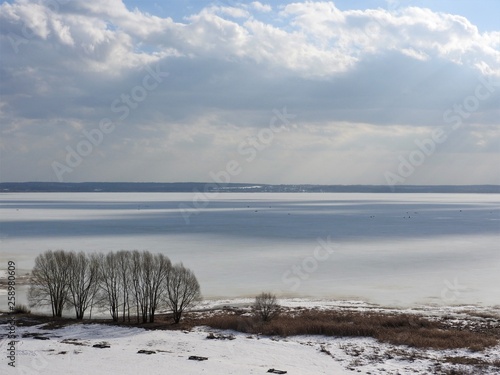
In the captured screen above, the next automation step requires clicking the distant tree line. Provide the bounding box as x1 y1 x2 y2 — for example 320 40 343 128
28 250 201 323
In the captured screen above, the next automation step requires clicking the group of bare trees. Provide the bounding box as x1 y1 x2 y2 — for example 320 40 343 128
28 250 201 323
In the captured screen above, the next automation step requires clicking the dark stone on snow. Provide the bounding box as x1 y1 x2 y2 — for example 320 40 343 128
206 332 235 340
137 350 156 355
188 356 208 361
92 343 110 349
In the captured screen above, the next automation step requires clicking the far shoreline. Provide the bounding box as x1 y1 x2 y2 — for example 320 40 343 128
1 182 500 194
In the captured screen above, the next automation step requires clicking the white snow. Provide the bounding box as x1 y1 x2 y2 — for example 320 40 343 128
1 303 499 375
2 323 353 374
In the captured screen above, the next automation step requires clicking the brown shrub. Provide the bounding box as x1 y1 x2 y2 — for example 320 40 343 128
200 309 498 351
202 313 254 333
376 328 497 350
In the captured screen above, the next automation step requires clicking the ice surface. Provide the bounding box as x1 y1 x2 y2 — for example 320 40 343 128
1 192 499 308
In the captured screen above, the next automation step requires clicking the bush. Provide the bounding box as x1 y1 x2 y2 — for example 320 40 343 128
13 304 31 314
253 292 280 322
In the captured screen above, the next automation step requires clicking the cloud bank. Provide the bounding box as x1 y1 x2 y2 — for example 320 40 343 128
0 0 499 184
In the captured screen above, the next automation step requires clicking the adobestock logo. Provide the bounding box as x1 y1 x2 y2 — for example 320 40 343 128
384 75 499 190
7 0 70 54
179 107 297 224
281 236 337 293
51 63 169 182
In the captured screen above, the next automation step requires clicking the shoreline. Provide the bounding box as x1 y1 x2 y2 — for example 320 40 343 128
2 293 499 315
2 288 500 317
2 297 499 334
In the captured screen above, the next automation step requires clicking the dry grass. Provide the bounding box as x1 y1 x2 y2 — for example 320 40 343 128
434 358 500 375
444 356 490 366
462 310 500 320
200 310 499 351
13 304 31 314
433 365 479 375
5 307 498 353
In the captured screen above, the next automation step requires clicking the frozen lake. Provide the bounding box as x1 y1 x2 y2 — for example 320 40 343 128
0 192 499 308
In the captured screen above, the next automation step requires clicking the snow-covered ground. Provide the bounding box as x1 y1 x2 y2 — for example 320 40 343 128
0 320 498 375
2 323 352 375
1 299 499 375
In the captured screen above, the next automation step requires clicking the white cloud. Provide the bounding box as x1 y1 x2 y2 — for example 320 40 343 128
216 6 250 19
250 2 272 13
0 0 499 184
400 48 428 61
4 0 497 77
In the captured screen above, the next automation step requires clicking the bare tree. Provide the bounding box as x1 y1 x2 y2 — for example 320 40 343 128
28 249 185 324
66 252 100 319
147 253 171 323
165 263 201 324
102 250 171 323
115 250 132 322
28 250 71 317
254 292 280 322
130 250 149 323
97 251 121 321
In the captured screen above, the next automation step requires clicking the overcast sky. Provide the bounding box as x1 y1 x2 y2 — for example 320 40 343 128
0 0 499 185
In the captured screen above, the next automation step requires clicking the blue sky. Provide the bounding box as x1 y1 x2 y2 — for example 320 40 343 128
122 0 500 31
0 1 499 184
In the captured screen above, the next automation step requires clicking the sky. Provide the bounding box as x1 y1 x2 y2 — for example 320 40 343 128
0 0 499 185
